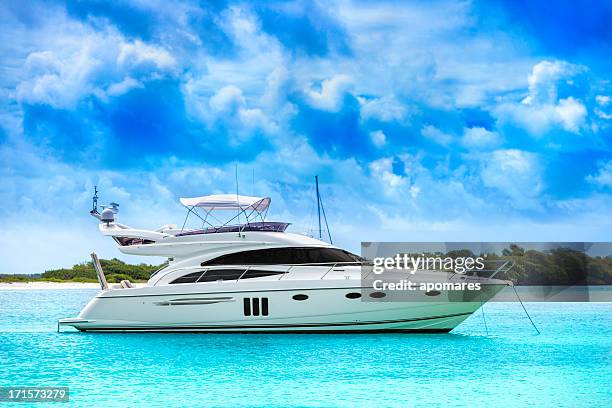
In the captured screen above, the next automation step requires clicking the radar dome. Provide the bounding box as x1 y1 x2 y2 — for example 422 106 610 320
101 208 115 224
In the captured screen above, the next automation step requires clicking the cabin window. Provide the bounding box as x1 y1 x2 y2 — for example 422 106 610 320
198 269 245 282
345 292 361 299
201 247 364 266
169 271 205 284
242 270 284 279
369 291 386 299
114 236 155 246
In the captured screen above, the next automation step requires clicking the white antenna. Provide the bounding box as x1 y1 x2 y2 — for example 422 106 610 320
235 163 240 228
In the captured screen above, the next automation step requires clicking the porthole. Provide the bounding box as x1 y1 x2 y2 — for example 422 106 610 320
345 292 361 299
369 291 386 299
425 290 441 297
292 294 309 301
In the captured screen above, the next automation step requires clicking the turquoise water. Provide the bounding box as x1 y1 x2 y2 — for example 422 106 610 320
0 290 610 407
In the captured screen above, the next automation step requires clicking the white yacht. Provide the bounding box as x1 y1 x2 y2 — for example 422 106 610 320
59 191 509 333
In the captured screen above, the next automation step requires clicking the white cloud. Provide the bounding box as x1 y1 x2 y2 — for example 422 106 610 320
522 60 584 105
480 149 542 208
15 28 178 109
586 161 612 188
359 96 408 122
496 97 587 135
369 130 386 147
595 95 610 106
205 85 277 136
106 77 142 97
117 40 177 73
421 125 453 146
462 127 501 148
494 60 588 135
304 74 353 112
594 95 612 120
369 157 406 192
209 85 245 114
555 97 587 132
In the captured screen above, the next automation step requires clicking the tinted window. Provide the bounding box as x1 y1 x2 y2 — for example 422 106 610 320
243 270 284 279
198 269 245 282
169 271 204 284
201 247 364 266
369 292 386 298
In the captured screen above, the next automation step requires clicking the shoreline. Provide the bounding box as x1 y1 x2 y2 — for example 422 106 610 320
0 281 146 290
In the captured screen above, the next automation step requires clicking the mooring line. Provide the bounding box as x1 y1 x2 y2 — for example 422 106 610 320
479 289 489 336
512 284 540 335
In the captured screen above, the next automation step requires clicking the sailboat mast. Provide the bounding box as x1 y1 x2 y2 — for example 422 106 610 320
315 175 322 239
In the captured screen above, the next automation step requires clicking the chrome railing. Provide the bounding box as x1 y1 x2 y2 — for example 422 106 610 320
164 262 364 284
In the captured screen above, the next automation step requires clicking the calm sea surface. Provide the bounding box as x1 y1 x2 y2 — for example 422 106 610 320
0 289 610 407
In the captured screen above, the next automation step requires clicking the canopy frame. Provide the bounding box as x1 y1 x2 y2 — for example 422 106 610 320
179 195 271 234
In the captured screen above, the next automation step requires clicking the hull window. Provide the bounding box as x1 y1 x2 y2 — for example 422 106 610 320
292 294 309 301
369 291 387 299
345 292 361 299
243 298 251 316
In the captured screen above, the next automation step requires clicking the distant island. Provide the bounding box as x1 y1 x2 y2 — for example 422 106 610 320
0 258 166 283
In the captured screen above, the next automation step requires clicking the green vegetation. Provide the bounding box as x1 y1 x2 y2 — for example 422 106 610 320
487 244 612 285
0 258 166 283
410 244 612 285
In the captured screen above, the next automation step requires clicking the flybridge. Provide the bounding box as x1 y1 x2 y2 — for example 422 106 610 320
177 194 285 234
89 188 290 244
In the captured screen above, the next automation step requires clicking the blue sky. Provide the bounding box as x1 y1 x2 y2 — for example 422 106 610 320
1 0 611 273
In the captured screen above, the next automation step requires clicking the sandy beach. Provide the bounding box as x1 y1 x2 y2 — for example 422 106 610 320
0 281 146 290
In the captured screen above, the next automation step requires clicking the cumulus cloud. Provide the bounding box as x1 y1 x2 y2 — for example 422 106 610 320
106 77 143 97
421 125 453 146
522 60 585 105
494 60 588 135
462 127 501 148
359 95 408 122
117 40 177 73
586 161 612 188
15 29 178 109
594 95 612 119
205 85 278 136
304 74 353 112
480 149 542 208
369 130 386 147
209 85 245 114
369 157 406 193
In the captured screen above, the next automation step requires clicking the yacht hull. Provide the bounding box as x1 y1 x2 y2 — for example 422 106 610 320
60 282 507 333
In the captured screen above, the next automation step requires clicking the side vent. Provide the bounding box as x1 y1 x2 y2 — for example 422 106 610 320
243 298 251 316
244 297 269 317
